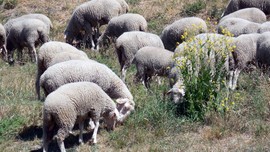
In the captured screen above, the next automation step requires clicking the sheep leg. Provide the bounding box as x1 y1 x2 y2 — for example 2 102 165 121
232 68 241 90
78 122 84 145
28 45 37 63
57 137 66 152
121 66 127 83
83 22 95 51
91 120 100 144
42 115 55 152
17 47 23 65
88 118 95 130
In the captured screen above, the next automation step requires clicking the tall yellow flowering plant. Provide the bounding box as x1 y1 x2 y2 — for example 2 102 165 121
173 24 235 120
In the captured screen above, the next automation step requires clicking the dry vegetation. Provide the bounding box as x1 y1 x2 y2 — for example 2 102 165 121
0 0 270 151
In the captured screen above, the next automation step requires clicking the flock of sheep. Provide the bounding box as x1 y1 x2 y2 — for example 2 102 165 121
1 0 270 151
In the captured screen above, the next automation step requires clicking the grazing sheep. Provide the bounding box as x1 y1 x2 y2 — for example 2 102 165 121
6 18 49 65
257 22 270 33
40 60 135 123
0 23 7 60
98 13 147 48
133 46 174 88
230 33 261 90
64 0 122 50
222 0 270 17
256 32 270 71
116 0 129 13
160 17 207 51
115 31 164 82
4 13 53 36
43 82 121 152
220 7 267 23
217 17 260 37
36 41 88 100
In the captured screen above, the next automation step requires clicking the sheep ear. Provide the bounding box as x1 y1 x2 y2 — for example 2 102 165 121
166 89 172 95
64 34 67 39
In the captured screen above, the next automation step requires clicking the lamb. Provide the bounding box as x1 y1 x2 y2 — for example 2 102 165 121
219 7 267 23
4 13 53 36
257 22 270 33
6 18 49 65
222 0 270 17
40 60 135 123
133 46 174 88
36 41 88 100
160 17 207 51
217 17 261 37
98 13 147 48
64 0 122 50
0 23 7 60
42 82 121 152
115 31 164 82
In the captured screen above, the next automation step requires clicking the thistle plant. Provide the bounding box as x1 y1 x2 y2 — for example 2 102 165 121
173 25 235 120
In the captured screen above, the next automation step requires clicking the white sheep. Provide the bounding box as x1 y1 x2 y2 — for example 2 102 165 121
133 46 174 88
64 0 122 50
217 17 260 37
160 17 207 51
115 31 164 82
220 7 267 23
6 18 49 65
42 82 121 152
4 13 53 36
116 0 129 14
256 32 270 72
0 23 7 60
40 60 135 123
230 33 261 90
222 0 270 17
257 22 270 33
98 13 147 48
35 41 88 100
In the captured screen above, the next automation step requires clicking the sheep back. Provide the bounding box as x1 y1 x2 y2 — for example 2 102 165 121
220 7 266 23
134 46 174 77
160 17 207 51
217 17 260 37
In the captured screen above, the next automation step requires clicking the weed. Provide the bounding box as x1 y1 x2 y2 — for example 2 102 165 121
181 0 206 16
2 0 17 9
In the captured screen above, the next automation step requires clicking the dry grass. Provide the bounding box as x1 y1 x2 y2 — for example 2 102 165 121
0 0 270 151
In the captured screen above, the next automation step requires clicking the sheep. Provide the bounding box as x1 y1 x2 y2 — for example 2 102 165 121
220 7 267 23
40 60 135 123
97 13 147 48
171 33 236 103
230 33 261 90
133 46 174 88
256 32 270 72
160 17 207 51
222 0 270 17
217 17 261 37
116 0 129 13
64 0 122 50
36 41 88 100
4 13 53 36
42 82 121 152
257 22 270 33
6 18 49 65
115 31 164 82
0 23 7 60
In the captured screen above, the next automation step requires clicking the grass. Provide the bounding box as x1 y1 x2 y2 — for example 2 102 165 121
0 0 270 151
